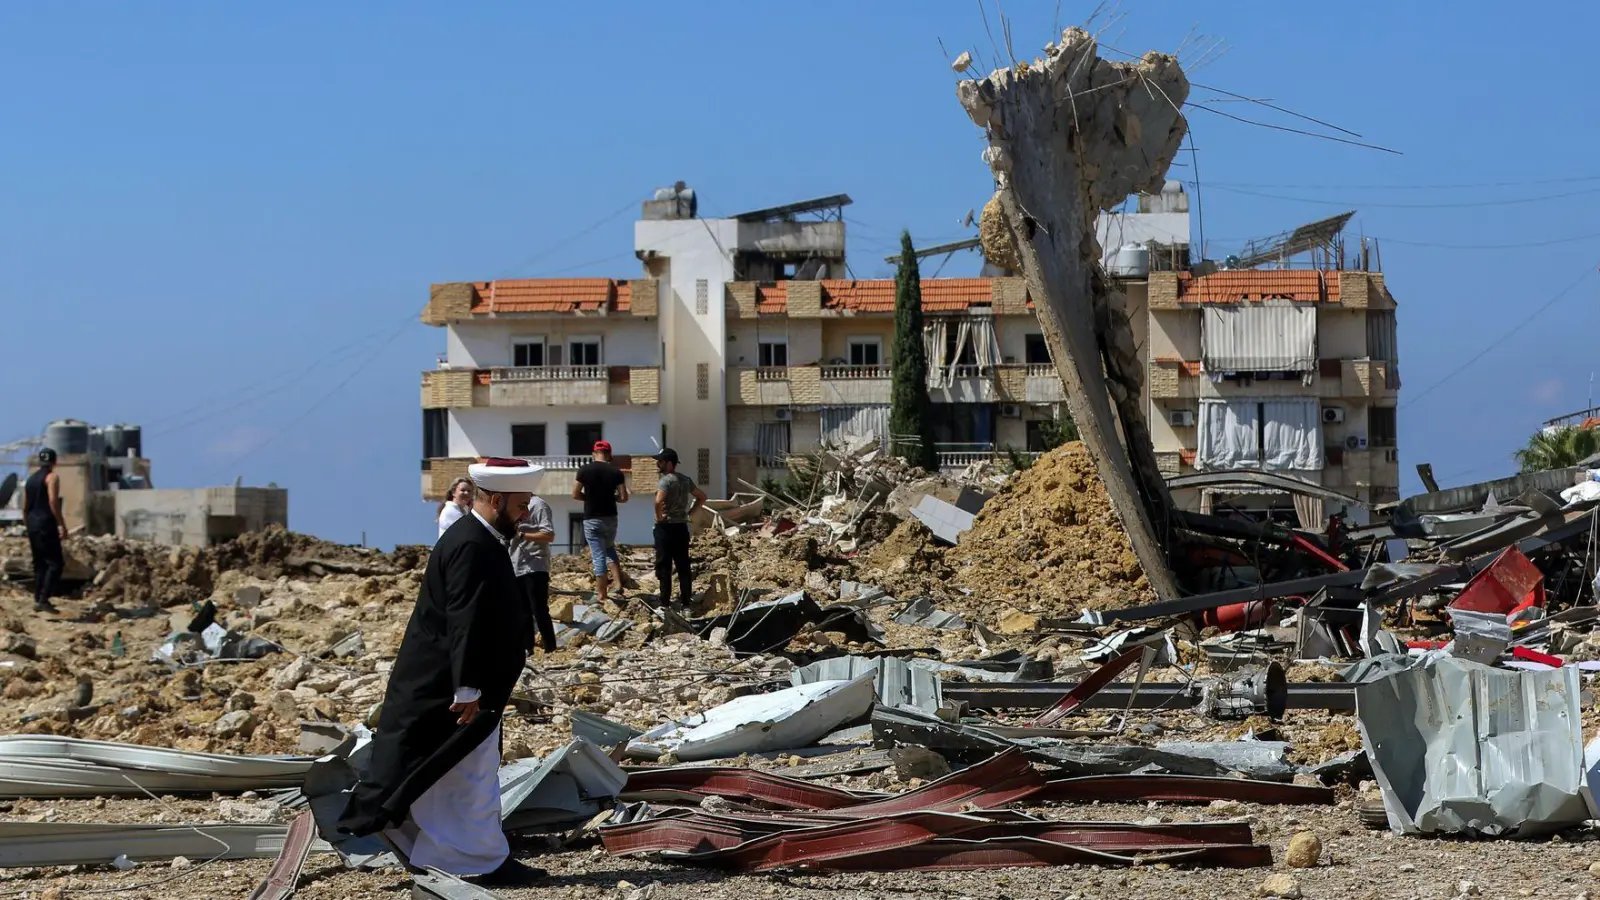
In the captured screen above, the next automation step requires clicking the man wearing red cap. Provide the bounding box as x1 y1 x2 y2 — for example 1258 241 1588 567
573 439 628 606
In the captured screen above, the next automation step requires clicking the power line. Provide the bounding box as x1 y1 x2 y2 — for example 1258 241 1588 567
1205 182 1600 209
1403 263 1598 409
1198 175 1600 191
1185 103 1402 155
498 198 638 277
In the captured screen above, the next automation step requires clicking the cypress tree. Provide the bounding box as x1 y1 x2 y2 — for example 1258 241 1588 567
889 231 940 471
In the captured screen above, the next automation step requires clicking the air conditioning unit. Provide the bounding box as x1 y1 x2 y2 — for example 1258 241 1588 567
1167 409 1196 427
773 407 793 422
1344 434 1368 451
1000 404 1022 419
1323 407 1345 424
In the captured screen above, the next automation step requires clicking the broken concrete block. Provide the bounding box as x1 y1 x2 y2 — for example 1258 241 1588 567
270 656 311 690
995 607 1041 635
212 710 259 739
889 746 951 781
226 692 256 712
1257 873 1301 899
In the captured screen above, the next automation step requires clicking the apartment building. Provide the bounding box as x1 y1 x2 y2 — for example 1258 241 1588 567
419 182 1401 546
1129 268 1402 525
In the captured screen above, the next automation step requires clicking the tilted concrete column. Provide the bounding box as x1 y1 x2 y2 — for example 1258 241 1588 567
957 27 1188 601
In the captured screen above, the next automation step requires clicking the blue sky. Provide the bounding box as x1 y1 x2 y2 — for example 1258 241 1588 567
4 1 1597 548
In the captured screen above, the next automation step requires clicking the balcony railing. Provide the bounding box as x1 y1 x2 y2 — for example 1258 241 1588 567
937 449 1042 469
821 365 890 379
518 455 592 470
754 367 790 382
491 365 607 382
1024 363 1055 377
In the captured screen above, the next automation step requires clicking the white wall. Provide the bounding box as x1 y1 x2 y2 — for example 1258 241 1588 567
727 319 821 367
447 318 660 368
636 218 736 496
448 407 661 459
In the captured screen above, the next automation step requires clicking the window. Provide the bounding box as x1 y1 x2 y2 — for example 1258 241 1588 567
758 340 789 367
423 409 448 459
1024 334 1051 365
566 513 586 556
510 424 546 457
756 422 791 466
566 423 603 456
568 337 601 367
1369 406 1397 447
512 339 546 368
943 329 978 367
1025 419 1049 453
848 338 882 367
696 362 709 400
698 447 711 485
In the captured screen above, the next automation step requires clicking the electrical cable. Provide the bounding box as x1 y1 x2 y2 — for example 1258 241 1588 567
1204 182 1600 209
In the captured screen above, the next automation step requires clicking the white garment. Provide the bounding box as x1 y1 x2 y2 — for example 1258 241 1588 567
383 723 507 875
437 503 465 538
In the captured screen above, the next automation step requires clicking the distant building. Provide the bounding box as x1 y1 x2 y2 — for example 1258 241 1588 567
2 419 288 547
419 183 1400 546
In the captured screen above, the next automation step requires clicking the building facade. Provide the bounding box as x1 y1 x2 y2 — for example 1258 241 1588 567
420 185 1401 546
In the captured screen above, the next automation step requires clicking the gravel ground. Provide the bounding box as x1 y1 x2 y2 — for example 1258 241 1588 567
0 799 1598 899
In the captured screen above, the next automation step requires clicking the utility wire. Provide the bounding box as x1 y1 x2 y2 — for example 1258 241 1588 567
1199 175 1600 191
1402 263 1598 409
499 197 638 277
1186 104 1401 155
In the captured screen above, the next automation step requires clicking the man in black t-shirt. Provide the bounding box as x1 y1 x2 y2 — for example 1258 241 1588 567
572 440 629 606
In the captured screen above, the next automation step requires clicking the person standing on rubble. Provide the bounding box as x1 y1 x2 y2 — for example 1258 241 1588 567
21 448 66 615
573 440 628 606
652 447 705 609
337 458 544 887
511 491 558 653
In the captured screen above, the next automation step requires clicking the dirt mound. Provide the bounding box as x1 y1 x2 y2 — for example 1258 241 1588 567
944 442 1154 617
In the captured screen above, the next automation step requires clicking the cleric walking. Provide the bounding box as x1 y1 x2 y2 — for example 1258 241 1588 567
336 458 545 886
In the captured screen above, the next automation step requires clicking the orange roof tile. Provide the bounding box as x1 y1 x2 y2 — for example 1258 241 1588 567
818 278 996 313
1177 271 1337 304
465 278 631 314
756 283 788 314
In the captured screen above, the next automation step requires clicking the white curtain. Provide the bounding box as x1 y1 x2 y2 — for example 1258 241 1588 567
970 315 1000 371
821 406 890 448
1201 302 1318 372
923 320 949 388
1196 399 1259 470
1293 493 1326 530
756 422 790 463
1261 398 1322 471
945 319 971 385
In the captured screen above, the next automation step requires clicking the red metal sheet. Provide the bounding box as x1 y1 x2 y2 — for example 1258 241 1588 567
1032 647 1145 727
816 748 1045 817
815 838 1273 871
670 811 996 871
620 766 862 810
1451 547 1543 615
1289 533 1349 572
246 809 314 900
1035 774 1336 806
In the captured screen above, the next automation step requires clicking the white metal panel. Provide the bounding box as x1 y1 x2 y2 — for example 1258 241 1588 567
1201 303 1318 373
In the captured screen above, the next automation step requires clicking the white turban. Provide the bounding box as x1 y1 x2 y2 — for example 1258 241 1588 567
467 458 544 493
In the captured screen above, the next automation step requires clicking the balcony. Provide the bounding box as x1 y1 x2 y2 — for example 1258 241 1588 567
423 455 653 500
934 444 1041 472
423 366 660 408
821 365 890 380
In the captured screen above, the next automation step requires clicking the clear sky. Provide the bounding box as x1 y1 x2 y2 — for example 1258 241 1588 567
4 1 1598 549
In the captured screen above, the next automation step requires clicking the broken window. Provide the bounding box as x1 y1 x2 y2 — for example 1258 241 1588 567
511 424 547 457
1369 406 1397 447
758 341 789 367
1024 333 1051 365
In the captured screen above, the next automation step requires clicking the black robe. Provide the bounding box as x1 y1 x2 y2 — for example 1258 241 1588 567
337 513 534 836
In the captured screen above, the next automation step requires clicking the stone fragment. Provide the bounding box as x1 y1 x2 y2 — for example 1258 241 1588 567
1257 873 1301 899
1285 831 1321 868
212 710 258 738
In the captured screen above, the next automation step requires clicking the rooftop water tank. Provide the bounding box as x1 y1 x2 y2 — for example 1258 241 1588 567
1108 243 1150 277
1160 180 1189 213
101 424 125 457
122 424 143 458
44 419 90 457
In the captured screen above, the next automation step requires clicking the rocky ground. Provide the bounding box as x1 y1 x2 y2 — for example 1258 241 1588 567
0 442 1596 897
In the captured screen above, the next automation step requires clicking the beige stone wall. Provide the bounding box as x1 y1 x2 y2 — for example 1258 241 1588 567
421 370 477 409
1148 361 1180 399
790 366 822 404
1337 272 1396 310
1147 272 1180 310
628 279 659 317
629 367 660 404
787 281 823 318
489 379 608 407
995 366 1027 402
726 283 758 319
424 457 474 500
992 277 1030 315
423 283 477 326
630 457 660 493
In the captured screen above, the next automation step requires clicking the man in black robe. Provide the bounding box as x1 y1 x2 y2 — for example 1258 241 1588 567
337 458 544 885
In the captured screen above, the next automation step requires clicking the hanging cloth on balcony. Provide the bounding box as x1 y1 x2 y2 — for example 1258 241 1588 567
970 315 1000 371
945 319 972 386
821 406 890 450
923 319 949 389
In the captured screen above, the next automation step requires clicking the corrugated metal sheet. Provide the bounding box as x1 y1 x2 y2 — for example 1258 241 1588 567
1357 656 1588 836
620 766 866 809
1200 302 1318 372
792 656 944 713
